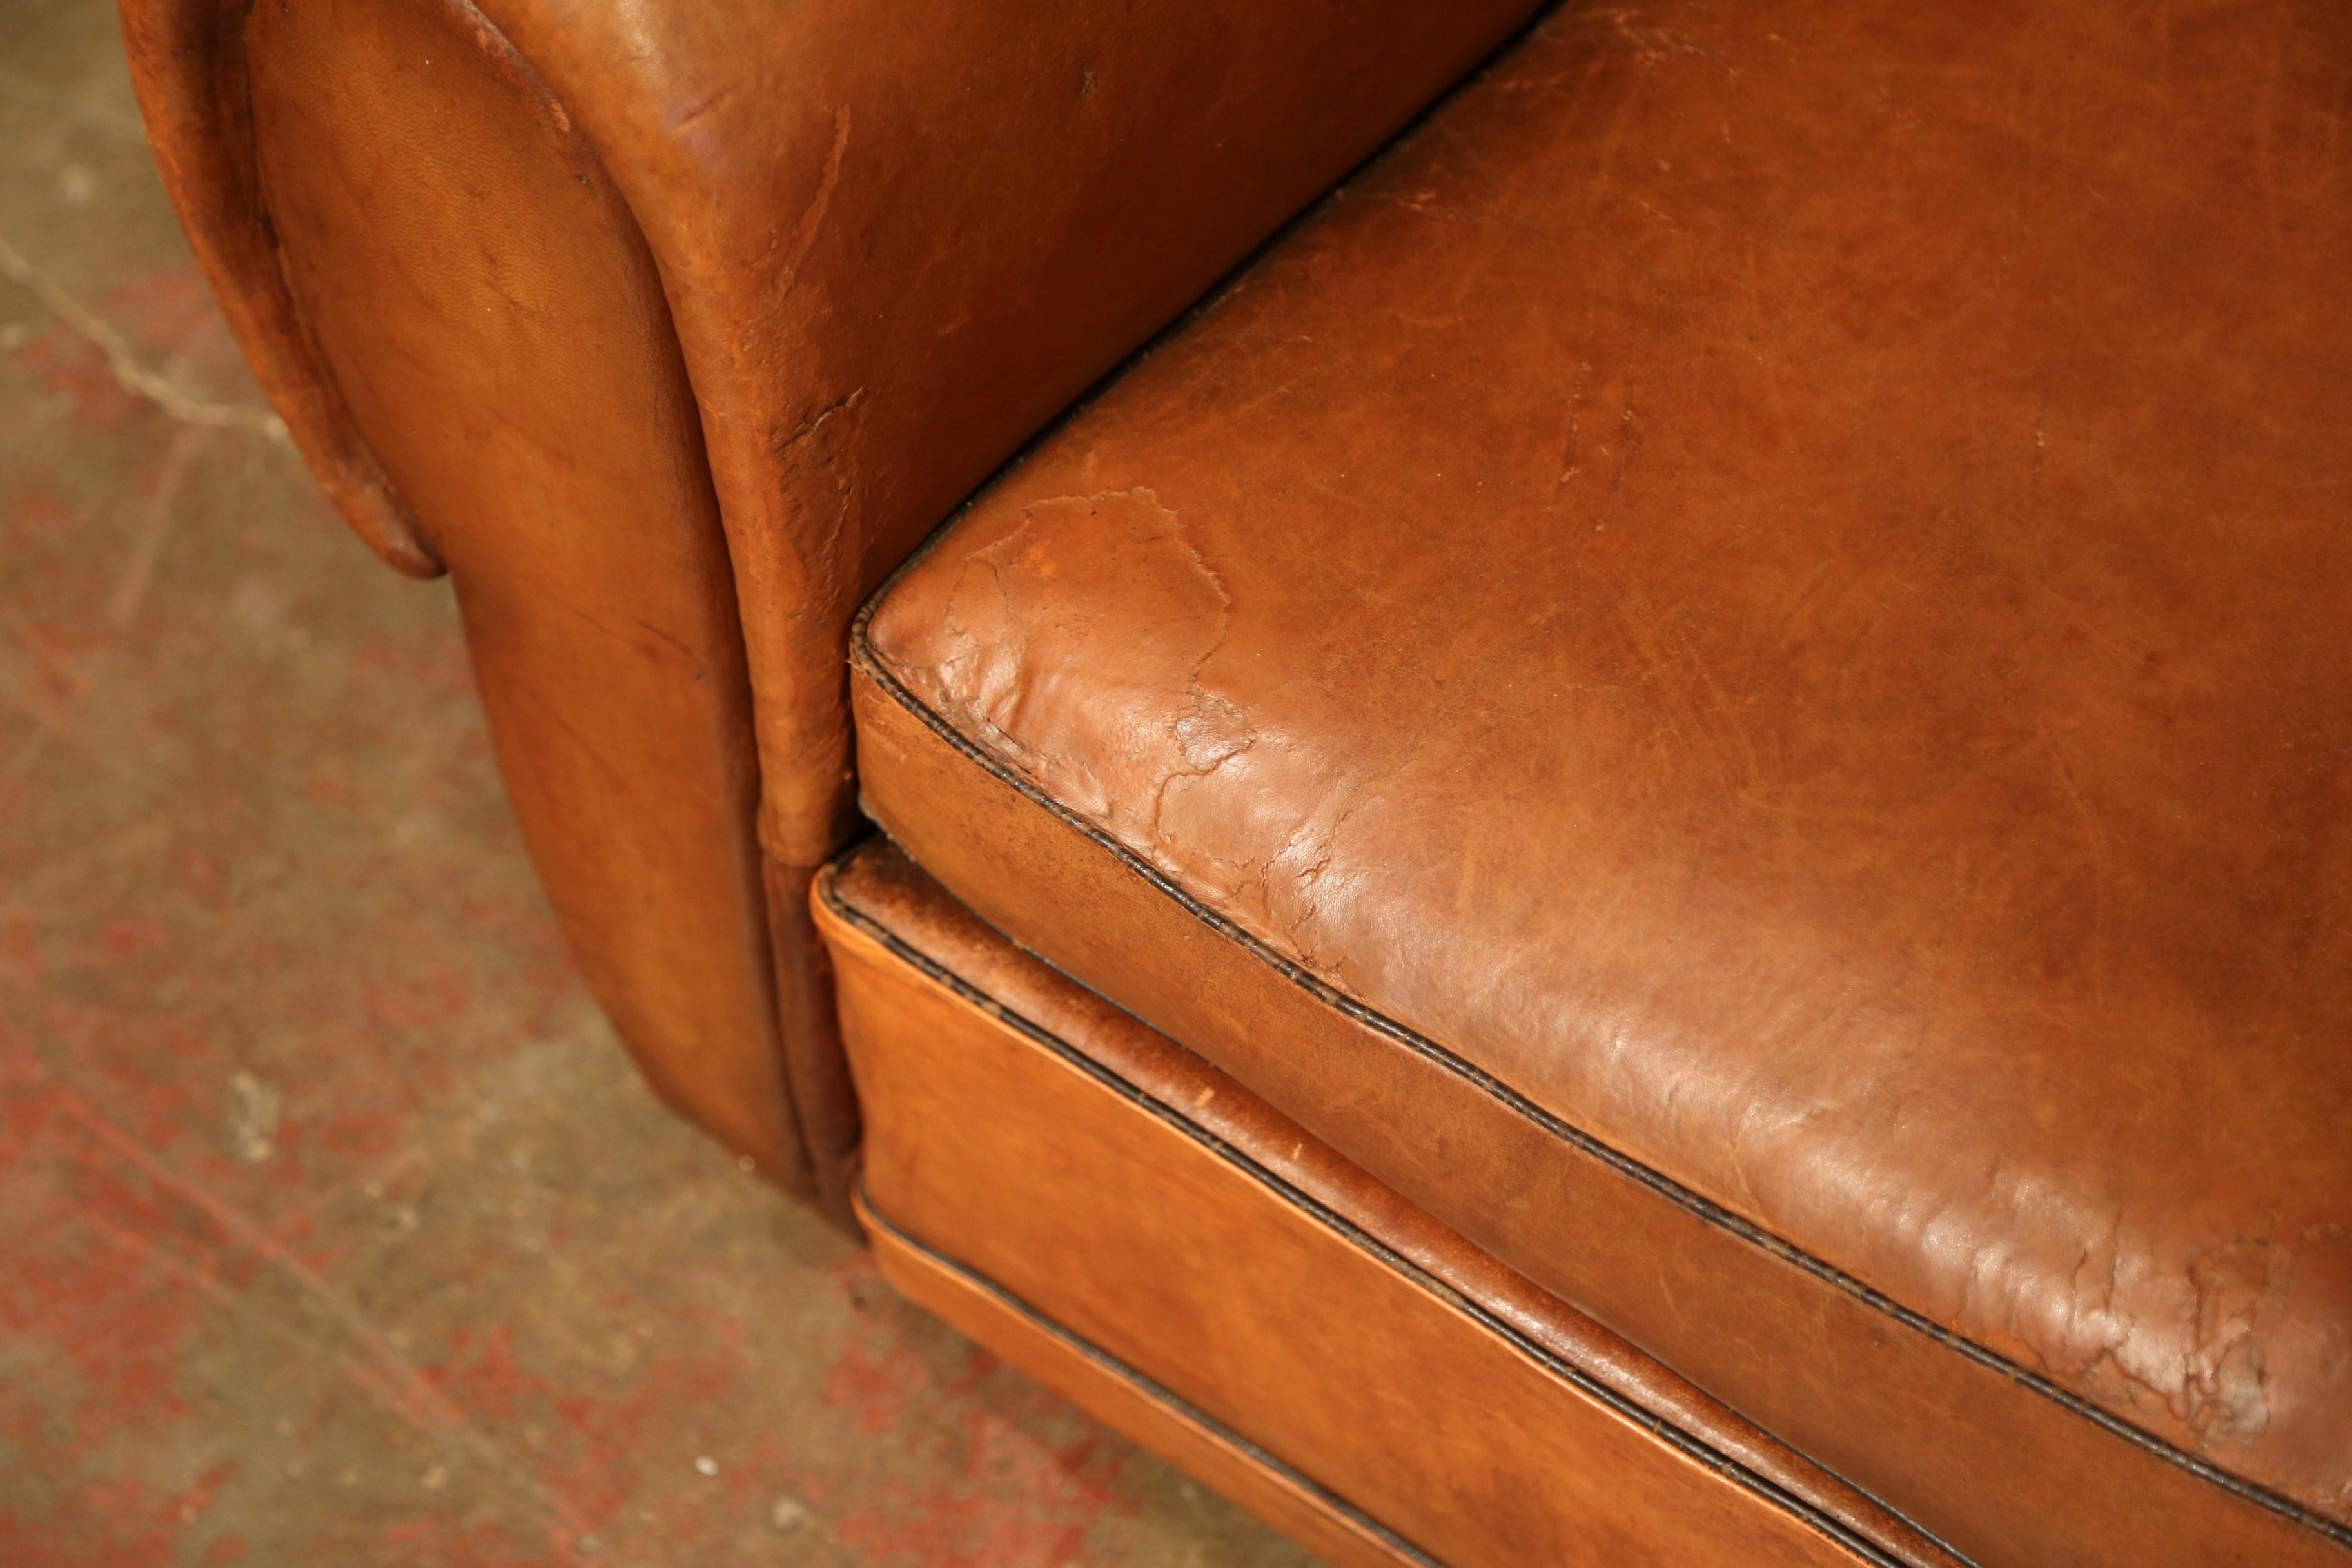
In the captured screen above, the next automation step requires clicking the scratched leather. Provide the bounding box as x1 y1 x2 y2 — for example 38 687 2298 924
867 0 2352 1549
126 0 1541 865
824 839 1969 1567
124 0 1544 1216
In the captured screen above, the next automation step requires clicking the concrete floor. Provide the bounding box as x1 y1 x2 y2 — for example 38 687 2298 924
0 2 1315 1563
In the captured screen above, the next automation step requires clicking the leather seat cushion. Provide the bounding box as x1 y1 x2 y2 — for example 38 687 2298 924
852 2 2352 1562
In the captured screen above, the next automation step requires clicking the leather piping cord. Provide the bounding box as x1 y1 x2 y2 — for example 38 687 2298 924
850 622 2352 1557
853 1191 1446 1568
823 867 1930 1568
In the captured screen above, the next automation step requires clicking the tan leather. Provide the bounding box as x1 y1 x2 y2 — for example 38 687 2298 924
856 1 2352 1561
123 0 1546 1204
119 0 436 576
236 0 810 1197
819 838 1961 1568
862 1201 1430 1568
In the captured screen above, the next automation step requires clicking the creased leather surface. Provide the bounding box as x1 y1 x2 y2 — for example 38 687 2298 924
822 838 1963 1568
414 0 1547 870
122 0 1544 1209
862 0 2352 1559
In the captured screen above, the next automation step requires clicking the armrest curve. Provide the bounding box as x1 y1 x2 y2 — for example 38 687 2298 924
413 0 1545 865
117 0 1545 1219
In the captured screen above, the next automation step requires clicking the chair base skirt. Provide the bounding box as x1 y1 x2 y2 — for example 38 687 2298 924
813 837 1950 1568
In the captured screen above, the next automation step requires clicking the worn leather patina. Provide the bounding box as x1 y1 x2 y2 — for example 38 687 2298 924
819 838 1966 1568
122 0 1545 1216
125 0 2352 1556
858 1 2352 1560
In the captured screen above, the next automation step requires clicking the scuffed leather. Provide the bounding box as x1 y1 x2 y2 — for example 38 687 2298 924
400 0 1545 867
122 0 1544 1212
232 0 805 1194
825 838 1968 1567
864 0 2352 1556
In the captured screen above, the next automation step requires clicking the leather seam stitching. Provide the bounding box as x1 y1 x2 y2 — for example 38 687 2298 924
852 1181 1451 1568
823 862 1937 1568
846 623 2352 1553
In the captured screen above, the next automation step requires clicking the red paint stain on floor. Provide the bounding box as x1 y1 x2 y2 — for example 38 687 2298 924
18 326 142 430
831 1407 1133 1568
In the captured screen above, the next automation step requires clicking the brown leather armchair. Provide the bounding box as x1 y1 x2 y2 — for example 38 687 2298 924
122 0 2352 1562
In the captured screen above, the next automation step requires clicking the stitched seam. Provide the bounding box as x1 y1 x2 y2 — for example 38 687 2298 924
852 1186 1447 1568
846 631 2352 1554
823 863 1937 1568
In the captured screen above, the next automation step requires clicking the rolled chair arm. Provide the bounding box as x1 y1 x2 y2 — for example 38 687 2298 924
117 0 1544 1221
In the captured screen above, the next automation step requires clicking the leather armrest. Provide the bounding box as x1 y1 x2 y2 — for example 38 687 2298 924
124 0 1541 858
117 0 1542 1215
